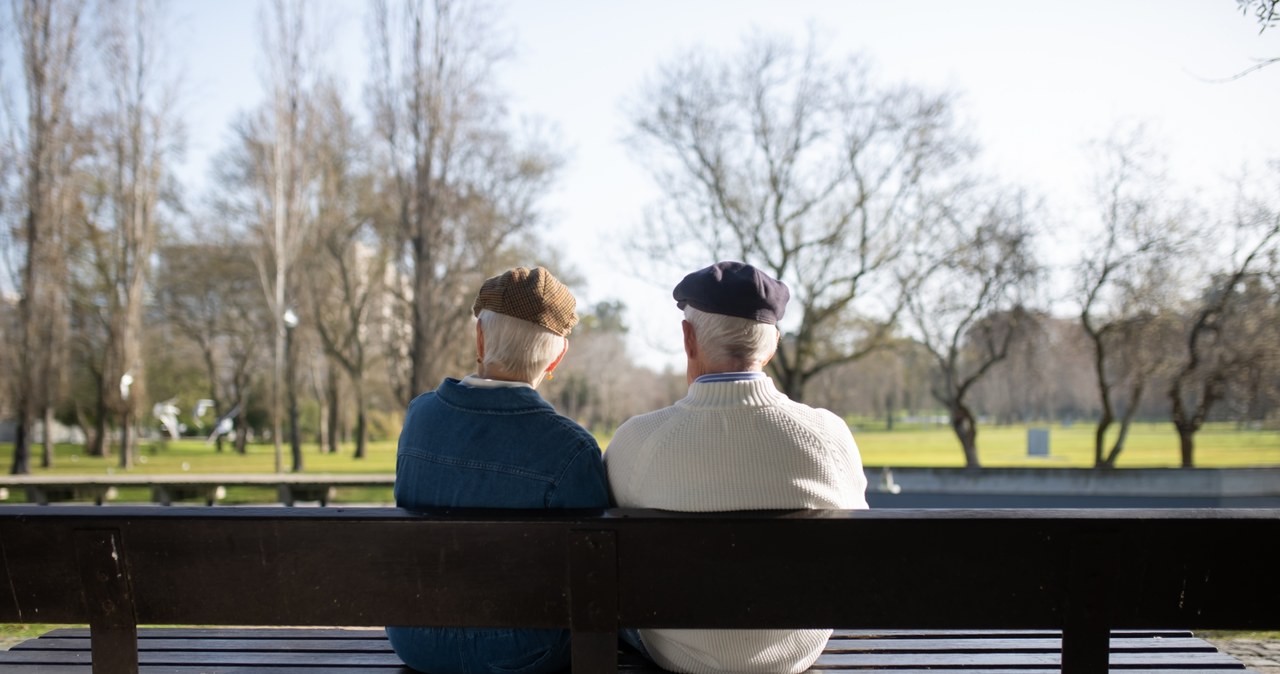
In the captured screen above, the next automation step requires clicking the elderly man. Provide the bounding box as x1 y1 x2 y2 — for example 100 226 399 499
605 261 868 674
387 267 608 674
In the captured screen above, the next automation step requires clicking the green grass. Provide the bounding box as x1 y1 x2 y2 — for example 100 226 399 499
0 420 1275 502
0 439 402 504
851 421 1280 468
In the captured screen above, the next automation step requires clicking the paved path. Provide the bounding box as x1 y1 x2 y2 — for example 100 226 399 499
1208 638 1280 674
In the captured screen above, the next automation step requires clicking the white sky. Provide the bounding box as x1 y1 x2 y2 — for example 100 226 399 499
163 1 1280 369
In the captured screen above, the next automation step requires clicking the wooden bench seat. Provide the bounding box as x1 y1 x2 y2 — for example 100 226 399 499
0 627 1251 673
1 506 1276 673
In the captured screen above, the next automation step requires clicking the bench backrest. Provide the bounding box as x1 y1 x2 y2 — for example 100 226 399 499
1 507 1278 673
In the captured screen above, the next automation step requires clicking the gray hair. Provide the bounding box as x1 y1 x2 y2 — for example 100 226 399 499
477 309 566 382
683 306 779 371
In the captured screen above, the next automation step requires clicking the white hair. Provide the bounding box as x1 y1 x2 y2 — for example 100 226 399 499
477 310 565 382
683 306 779 371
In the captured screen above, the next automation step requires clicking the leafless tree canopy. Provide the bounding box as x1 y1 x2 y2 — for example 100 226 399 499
367 0 561 404
908 189 1042 467
627 32 972 401
1076 127 1188 468
0 6 1278 472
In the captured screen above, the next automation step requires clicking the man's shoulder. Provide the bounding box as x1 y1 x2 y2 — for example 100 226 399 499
773 396 848 424
606 404 683 454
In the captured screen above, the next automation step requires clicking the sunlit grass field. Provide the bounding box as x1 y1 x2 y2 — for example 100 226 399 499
851 421 1280 468
3 420 1274 480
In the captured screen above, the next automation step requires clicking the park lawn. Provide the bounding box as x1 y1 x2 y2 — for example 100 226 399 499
0 420 1275 489
852 422 1280 468
0 439 402 505
2 438 400 475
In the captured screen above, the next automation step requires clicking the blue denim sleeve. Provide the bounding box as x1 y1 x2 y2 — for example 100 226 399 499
546 440 609 508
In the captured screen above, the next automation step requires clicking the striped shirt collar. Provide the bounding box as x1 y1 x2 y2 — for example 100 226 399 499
694 371 767 384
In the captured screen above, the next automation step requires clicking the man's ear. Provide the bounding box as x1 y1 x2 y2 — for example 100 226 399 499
760 326 780 367
475 322 485 362
546 338 569 374
682 320 697 360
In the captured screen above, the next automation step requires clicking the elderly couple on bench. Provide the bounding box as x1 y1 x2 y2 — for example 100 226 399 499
387 262 870 674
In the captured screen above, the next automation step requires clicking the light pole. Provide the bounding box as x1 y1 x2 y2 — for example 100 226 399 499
283 308 302 473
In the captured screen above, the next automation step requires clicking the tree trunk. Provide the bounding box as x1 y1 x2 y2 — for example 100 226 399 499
1101 382 1145 468
74 405 97 456
353 379 367 460
1093 414 1112 468
1177 426 1195 469
10 418 31 475
287 330 302 473
92 396 109 458
118 409 133 470
1169 380 1201 469
327 373 340 454
41 405 55 468
950 403 980 468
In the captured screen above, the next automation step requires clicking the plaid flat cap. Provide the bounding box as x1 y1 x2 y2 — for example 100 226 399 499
472 267 579 337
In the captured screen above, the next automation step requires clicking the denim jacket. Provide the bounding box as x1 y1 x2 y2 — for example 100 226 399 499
386 377 608 674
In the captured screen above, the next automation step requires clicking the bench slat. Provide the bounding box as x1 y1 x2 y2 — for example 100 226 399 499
0 649 405 666
0 667 407 674
823 637 1217 653
41 628 391 640
830 629 1195 639
813 650 1244 667
13 638 395 652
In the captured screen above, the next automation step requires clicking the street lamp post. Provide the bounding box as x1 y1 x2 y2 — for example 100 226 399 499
283 308 302 473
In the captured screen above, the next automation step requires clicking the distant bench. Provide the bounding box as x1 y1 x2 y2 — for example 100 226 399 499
0 507 1276 673
0 474 395 506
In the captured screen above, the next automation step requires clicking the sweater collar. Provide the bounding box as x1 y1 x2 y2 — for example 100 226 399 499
694 371 767 383
681 376 786 408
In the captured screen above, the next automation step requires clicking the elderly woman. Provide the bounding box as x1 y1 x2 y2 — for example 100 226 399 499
386 267 608 674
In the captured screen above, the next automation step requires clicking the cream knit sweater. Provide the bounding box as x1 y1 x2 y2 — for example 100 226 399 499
605 377 868 674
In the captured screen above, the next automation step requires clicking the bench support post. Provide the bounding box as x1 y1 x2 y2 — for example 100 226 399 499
75 529 138 674
1061 536 1116 674
569 529 618 674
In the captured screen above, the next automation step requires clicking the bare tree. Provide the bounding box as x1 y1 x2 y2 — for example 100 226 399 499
367 0 561 405
627 32 971 401
155 241 267 454
2 0 86 474
304 81 385 460
907 189 1041 468
1076 129 1186 468
257 0 316 473
1168 173 1280 467
206 0 318 471
70 0 181 469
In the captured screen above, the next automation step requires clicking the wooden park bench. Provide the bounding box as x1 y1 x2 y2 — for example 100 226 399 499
0 506 1276 673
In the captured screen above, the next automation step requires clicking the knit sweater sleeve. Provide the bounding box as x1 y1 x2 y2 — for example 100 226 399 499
813 410 869 509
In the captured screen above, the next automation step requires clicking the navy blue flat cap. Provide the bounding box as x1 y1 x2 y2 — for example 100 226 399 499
673 261 789 324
